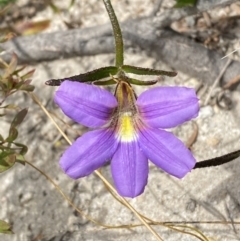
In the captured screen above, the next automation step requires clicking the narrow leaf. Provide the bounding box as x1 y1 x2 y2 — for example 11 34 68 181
0 146 13 150
21 69 35 80
69 0 76 8
128 78 157 86
0 152 16 172
16 20 51 36
3 53 18 78
16 154 26 165
0 57 8 69
13 79 25 89
12 65 26 75
6 126 18 142
93 78 116 85
0 104 18 110
10 108 28 129
18 84 35 92
14 142 28 155
45 66 119 86
0 0 17 8
48 1 61 13
0 220 13 234
122 65 177 77
174 0 197 8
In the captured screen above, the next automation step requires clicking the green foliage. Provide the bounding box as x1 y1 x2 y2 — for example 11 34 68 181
0 38 33 174
0 54 35 105
46 66 119 86
0 108 28 172
0 0 17 7
122 65 177 77
174 0 197 8
0 220 13 234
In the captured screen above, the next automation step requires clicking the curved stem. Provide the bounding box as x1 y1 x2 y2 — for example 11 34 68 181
194 149 240 169
25 159 146 230
103 0 124 67
95 170 164 241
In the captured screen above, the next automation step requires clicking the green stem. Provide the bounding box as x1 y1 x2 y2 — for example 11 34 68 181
103 0 124 67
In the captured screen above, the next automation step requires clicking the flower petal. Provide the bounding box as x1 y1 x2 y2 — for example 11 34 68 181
111 141 148 198
138 128 195 178
55 81 117 128
60 129 118 179
137 87 199 128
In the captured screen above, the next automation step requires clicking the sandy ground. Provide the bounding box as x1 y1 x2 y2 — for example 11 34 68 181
1 0 240 241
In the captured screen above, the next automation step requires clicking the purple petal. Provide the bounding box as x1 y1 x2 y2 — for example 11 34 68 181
137 87 199 128
111 141 148 198
60 129 118 179
138 128 195 178
55 81 117 128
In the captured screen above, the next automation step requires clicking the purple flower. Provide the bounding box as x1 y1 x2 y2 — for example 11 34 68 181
55 80 199 198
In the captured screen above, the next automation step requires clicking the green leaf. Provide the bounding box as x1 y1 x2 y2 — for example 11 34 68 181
0 145 13 151
0 79 7 90
93 78 116 86
0 0 17 7
12 65 26 75
15 154 26 165
6 126 18 142
69 0 76 8
21 69 35 80
0 151 16 173
48 1 61 13
0 104 19 110
10 108 28 129
0 220 13 234
128 78 158 86
13 79 25 89
174 0 197 8
3 53 18 78
18 84 35 92
45 66 119 86
122 65 177 77
14 142 28 155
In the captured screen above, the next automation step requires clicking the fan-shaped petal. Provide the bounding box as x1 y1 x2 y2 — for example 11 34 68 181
60 129 118 179
137 87 199 128
111 141 148 198
138 128 195 178
55 81 117 128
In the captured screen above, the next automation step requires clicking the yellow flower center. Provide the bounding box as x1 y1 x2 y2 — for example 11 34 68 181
113 80 138 142
118 112 137 142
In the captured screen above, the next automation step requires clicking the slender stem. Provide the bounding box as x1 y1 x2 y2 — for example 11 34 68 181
29 93 71 145
103 0 124 67
25 160 140 229
95 170 164 241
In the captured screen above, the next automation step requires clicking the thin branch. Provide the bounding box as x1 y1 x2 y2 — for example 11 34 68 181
204 58 232 105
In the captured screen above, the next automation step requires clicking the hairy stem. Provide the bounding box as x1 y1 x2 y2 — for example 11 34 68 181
103 0 124 67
